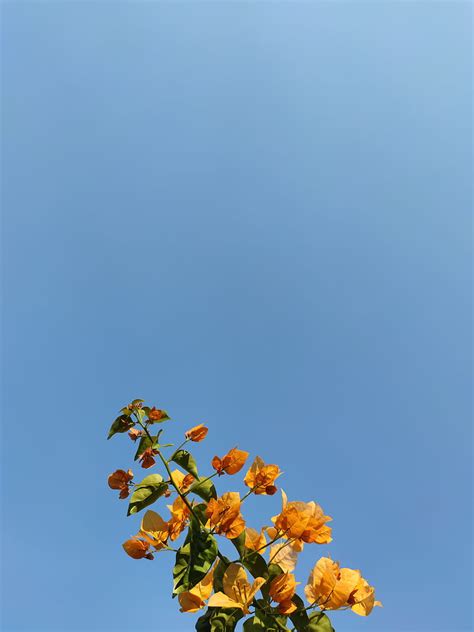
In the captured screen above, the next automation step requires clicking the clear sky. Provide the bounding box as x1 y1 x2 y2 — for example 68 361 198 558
1 2 472 632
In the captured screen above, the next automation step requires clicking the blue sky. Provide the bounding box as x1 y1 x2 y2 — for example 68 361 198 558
1 2 472 631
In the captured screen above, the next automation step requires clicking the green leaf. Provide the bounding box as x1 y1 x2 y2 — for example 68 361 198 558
196 609 243 632
189 476 217 502
231 531 246 558
288 594 310 630
307 612 335 632
242 549 269 580
173 518 218 594
212 557 231 592
133 430 163 461
127 474 168 516
192 503 209 526
170 449 199 478
253 609 290 631
107 414 133 439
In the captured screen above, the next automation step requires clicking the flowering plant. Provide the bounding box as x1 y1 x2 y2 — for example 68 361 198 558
107 399 381 631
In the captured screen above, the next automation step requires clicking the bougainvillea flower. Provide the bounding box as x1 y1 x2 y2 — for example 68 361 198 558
305 557 381 615
185 424 208 442
128 428 142 442
108 469 133 499
244 527 267 552
122 536 153 559
208 563 265 614
350 577 382 616
205 492 246 539
148 407 166 421
167 496 190 541
178 565 215 613
244 456 281 494
139 510 169 550
138 447 158 469
269 572 299 605
170 469 195 492
273 490 332 544
212 447 249 475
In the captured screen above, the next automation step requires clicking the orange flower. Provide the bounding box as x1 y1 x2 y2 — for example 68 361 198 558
305 557 382 616
128 428 142 442
212 447 249 475
167 496 190 541
273 491 332 545
269 573 299 608
185 424 208 442
122 536 153 560
170 469 195 492
244 527 267 552
148 407 165 421
206 492 246 539
178 565 215 613
108 469 133 499
138 447 158 469
244 456 281 495
139 510 169 550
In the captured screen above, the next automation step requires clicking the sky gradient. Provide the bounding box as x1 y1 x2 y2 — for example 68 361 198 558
1 2 472 631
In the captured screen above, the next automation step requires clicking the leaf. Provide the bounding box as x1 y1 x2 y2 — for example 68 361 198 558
192 503 209 526
231 531 246 558
210 609 244 631
253 610 290 631
127 474 168 516
288 594 310 631
133 431 163 461
170 449 199 478
242 549 269 580
173 518 218 594
107 414 133 439
307 612 335 632
212 558 231 593
189 476 217 502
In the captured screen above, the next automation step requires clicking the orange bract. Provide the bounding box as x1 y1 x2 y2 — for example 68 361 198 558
122 537 152 559
167 497 190 541
138 447 158 469
273 491 332 545
108 469 133 499
148 407 165 421
128 428 142 442
206 492 246 539
185 424 208 442
244 456 281 494
212 447 249 475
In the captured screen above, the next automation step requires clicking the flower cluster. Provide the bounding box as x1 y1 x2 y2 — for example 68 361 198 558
107 399 381 631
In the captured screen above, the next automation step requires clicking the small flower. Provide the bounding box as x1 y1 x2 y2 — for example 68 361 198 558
108 469 133 499
167 497 190 541
122 536 151 559
138 447 158 469
212 447 249 475
128 428 142 442
244 527 267 552
185 424 208 442
139 510 169 550
148 407 165 421
244 456 281 495
206 492 246 539
273 490 332 545
304 557 382 616
170 469 195 492
207 563 265 614
269 572 299 610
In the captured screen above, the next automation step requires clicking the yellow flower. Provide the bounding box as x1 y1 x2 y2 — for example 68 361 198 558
244 527 267 552
185 424 208 442
208 563 265 614
139 510 169 550
167 496 190 541
178 565 215 613
273 490 332 544
212 447 249 475
206 492 246 539
244 456 281 495
305 557 382 615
